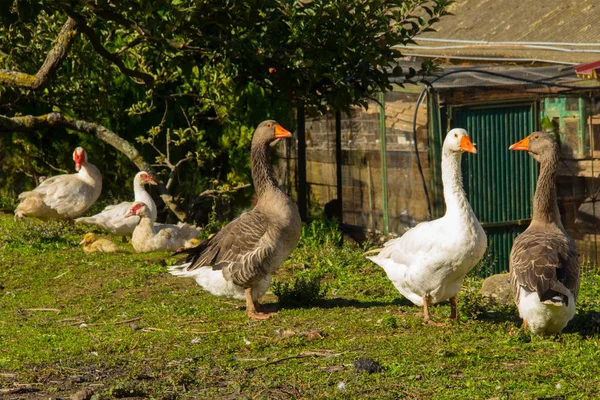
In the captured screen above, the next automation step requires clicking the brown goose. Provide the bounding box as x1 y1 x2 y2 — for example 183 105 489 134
169 120 301 319
508 131 580 335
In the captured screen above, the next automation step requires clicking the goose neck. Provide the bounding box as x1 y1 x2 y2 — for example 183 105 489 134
78 162 101 184
251 142 278 197
133 179 146 195
441 149 471 218
532 152 561 227
138 215 155 234
133 180 150 202
134 185 157 221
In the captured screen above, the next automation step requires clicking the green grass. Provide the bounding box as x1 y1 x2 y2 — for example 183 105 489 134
1 213 600 399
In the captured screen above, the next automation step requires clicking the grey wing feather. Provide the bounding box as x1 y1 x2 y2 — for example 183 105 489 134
510 230 580 305
178 211 273 287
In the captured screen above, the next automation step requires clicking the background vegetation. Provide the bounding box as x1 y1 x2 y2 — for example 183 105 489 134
0 0 450 222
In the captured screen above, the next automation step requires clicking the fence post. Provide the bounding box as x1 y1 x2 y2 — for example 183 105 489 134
335 110 343 224
379 92 389 235
297 105 307 221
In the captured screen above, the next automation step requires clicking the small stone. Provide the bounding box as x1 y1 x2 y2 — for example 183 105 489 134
70 375 86 383
305 330 323 340
191 337 201 344
130 323 140 330
70 387 93 400
480 273 512 305
353 358 383 374
275 328 296 338
336 382 346 391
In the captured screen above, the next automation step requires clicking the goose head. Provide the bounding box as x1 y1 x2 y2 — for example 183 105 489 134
80 233 97 245
124 202 151 218
134 171 158 186
73 147 88 171
252 120 292 148
509 131 558 163
443 128 477 154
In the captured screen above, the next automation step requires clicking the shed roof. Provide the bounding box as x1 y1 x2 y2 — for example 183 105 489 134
401 0 600 64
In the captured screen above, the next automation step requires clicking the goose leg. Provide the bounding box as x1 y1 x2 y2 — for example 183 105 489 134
422 295 444 326
245 288 272 320
449 296 459 321
522 319 528 331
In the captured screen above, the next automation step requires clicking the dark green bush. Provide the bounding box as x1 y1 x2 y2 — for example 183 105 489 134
272 276 328 308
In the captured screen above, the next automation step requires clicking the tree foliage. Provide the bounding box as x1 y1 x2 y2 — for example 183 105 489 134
0 0 451 220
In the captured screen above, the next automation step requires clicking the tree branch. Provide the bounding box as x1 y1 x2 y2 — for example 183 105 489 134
115 36 144 56
0 112 187 221
65 11 154 84
0 18 78 90
197 184 251 199
89 5 151 37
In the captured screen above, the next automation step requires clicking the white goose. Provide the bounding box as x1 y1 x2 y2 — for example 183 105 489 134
368 128 487 325
75 171 157 236
14 147 102 221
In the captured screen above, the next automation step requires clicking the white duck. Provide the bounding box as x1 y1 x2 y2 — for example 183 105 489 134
368 128 487 325
168 120 301 320
125 202 200 252
75 171 157 236
508 132 580 335
14 147 102 221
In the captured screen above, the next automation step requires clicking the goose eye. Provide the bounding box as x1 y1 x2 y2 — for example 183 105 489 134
454 133 458 138
267 123 272 128
533 134 539 139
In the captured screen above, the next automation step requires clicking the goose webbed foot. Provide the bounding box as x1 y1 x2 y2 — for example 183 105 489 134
422 295 446 326
423 319 446 327
245 287 275 320
247 311 274 320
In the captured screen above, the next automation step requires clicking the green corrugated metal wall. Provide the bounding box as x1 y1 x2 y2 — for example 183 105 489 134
452 104 538 275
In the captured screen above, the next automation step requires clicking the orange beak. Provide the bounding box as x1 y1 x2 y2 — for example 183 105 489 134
460 136 477 154
509 136 530 151
124 210 134 218
275 125 292 139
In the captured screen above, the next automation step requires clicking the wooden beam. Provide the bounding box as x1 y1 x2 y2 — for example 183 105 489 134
558 159 600 178
297 106 307 221
335 110 343 223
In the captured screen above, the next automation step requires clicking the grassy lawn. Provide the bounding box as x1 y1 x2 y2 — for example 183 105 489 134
1 213 600 399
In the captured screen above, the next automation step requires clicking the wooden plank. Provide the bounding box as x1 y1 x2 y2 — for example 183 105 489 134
558 159 600 177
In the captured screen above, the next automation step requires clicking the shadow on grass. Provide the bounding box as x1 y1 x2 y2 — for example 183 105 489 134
563 309 600 337
469 309 521 325
262 297 412 312
459 292 521 325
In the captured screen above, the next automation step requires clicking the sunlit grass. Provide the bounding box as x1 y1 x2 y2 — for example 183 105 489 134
1 213 599 398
